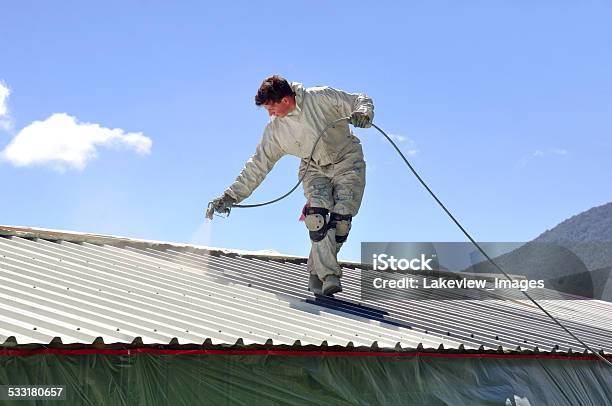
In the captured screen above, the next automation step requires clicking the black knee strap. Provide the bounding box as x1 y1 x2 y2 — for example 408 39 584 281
303 207 329 242
330 213 352 243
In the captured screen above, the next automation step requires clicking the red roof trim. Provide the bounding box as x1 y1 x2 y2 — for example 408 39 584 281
1 347 609 361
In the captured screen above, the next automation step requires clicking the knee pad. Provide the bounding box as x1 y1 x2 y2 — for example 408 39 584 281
330 213 352 243
303 207 329 242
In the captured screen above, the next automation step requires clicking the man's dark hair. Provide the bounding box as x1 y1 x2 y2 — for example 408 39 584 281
255 75 295 106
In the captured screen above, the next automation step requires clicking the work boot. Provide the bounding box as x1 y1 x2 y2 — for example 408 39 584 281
322 275 342 296
308 273 323 295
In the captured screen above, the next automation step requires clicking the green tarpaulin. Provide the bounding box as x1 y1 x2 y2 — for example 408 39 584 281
1 351 611 405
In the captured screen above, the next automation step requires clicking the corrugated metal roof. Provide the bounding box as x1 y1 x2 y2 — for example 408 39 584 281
1 226 611 355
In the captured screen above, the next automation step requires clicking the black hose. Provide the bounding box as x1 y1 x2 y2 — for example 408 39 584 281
371 122 612 367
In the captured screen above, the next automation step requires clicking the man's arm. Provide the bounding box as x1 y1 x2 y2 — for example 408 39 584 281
320 87 374 126
223 126 285 203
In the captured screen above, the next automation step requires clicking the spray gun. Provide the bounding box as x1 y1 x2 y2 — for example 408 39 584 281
205 201 231 220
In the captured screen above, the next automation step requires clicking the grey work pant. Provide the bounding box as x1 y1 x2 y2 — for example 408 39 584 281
299 148 366 280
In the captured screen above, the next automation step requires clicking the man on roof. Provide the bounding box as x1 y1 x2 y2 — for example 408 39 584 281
207 75 374 296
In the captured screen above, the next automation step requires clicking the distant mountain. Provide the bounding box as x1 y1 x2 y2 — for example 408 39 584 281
534 202 612 243
463 202 612 299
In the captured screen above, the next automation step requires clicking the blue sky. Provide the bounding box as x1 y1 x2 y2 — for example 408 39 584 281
1 1 611 262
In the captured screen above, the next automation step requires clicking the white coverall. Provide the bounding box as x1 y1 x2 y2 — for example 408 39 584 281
224 82 374 280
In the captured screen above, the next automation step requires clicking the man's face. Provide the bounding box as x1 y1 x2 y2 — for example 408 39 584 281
263 96 295 118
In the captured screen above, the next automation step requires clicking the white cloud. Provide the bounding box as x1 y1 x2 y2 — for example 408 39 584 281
0 81 13 131
386 133 419 156
517 148 568 168
0 81 9 117
1 112 152 171
0 117 11 132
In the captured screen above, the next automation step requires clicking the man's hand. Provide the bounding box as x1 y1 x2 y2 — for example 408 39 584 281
350 111 371 128
205 193 236 220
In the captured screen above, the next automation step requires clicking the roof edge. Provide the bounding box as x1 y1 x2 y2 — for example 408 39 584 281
0 224 366 267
